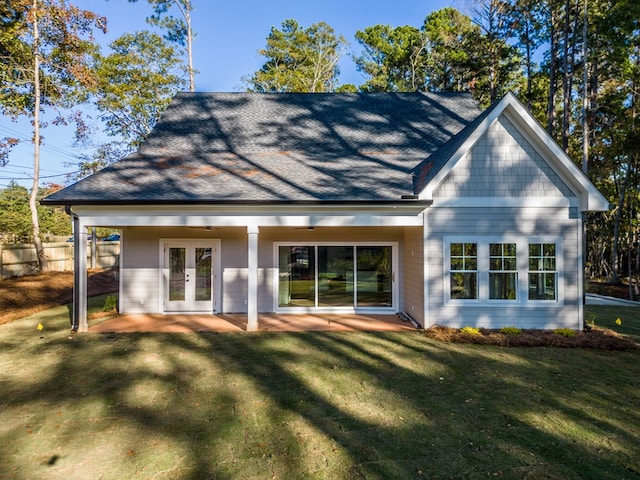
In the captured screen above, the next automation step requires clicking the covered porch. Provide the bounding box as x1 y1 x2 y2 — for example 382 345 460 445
70 203 428 333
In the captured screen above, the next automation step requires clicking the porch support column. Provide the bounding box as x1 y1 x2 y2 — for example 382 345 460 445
72 214 88 333
247 225 259 331
422 211 429 329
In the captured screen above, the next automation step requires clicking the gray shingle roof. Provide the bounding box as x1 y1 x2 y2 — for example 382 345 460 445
43 92 482 205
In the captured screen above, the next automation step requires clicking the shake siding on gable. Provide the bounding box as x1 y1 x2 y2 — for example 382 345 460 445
434 116 575 198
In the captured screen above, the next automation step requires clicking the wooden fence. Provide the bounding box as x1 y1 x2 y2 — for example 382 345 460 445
0 241 120 278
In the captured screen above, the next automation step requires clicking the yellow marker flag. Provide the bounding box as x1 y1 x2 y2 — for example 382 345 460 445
615 318 622 326
37 323 44 331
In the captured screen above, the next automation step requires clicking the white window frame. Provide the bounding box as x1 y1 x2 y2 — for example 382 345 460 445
488 242 518 301
273 242 399 314
444 236 563 307
527 242 559 301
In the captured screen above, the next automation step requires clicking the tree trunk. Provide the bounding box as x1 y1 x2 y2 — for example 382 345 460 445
611 167 630 284
30 0 48 273
173 0 195 92
525 19 533 109
581 0 588 173
561 0 572 152
547 7 558 136
185 3 194 92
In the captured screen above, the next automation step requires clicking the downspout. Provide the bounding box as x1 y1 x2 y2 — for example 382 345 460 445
578 212 585 331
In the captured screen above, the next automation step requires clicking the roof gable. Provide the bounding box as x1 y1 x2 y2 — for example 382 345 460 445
433 115 574 199
414 92 609 211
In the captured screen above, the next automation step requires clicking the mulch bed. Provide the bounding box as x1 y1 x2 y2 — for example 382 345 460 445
0 269 118 325
424 325 639 350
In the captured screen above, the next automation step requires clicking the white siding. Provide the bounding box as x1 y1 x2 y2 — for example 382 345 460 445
120 225 411 315
119 228 161 314
403 227 425 326
426 206 581 330
120 226 247 314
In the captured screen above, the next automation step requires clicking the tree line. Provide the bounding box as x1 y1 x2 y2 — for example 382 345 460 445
1 0 639 286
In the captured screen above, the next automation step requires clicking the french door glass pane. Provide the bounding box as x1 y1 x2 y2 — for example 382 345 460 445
318 246 354 306
357 246 392 307
278 246 315 307
169 247 185 301
195 247 212 301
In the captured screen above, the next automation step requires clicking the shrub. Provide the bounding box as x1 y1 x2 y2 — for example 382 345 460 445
500 326 522 335
103 295 118 313
460 326 482 336
553 328 576 337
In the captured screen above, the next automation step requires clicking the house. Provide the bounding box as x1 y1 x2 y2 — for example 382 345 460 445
42 92 609 332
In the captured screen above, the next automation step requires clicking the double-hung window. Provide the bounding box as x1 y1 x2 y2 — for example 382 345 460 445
489 243 517 300
446 238 560 304
528 243 557 300
450 243 478 300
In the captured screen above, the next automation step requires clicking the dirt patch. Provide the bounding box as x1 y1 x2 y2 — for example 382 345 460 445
587 281 636 300
0 269 118 325
425 325 639 350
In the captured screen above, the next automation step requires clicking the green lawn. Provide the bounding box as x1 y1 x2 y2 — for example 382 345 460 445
0 305 638 479
587 305 640 343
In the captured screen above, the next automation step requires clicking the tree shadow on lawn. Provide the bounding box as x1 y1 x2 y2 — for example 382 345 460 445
0 320 638 479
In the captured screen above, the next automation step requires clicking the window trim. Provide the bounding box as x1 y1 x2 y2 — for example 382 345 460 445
444 236 563 306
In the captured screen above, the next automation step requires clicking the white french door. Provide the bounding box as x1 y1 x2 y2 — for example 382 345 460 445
163 242 218 313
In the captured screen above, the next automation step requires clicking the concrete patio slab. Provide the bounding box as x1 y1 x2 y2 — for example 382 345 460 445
88 313 419 333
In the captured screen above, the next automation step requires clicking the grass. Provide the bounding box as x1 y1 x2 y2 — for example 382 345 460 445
0 304 639 479
586 305 640 343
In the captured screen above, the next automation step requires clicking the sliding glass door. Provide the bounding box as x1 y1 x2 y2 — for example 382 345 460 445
278 244 394 310
278 246 315 307
357 246 392 307
318 246 354 306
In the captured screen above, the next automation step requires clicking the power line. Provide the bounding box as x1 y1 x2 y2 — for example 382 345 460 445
0 171 79 181
0 124 86 163
0 163 67 174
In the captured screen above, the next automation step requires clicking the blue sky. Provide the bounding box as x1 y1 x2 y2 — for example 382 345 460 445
0 0 454 188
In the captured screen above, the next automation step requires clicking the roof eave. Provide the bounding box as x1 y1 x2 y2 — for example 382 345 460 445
42 198 434 208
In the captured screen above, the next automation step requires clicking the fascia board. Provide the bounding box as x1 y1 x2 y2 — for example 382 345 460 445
67 203 429 228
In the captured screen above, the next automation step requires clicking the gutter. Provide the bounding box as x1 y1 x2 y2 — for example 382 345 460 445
44 198 433 208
